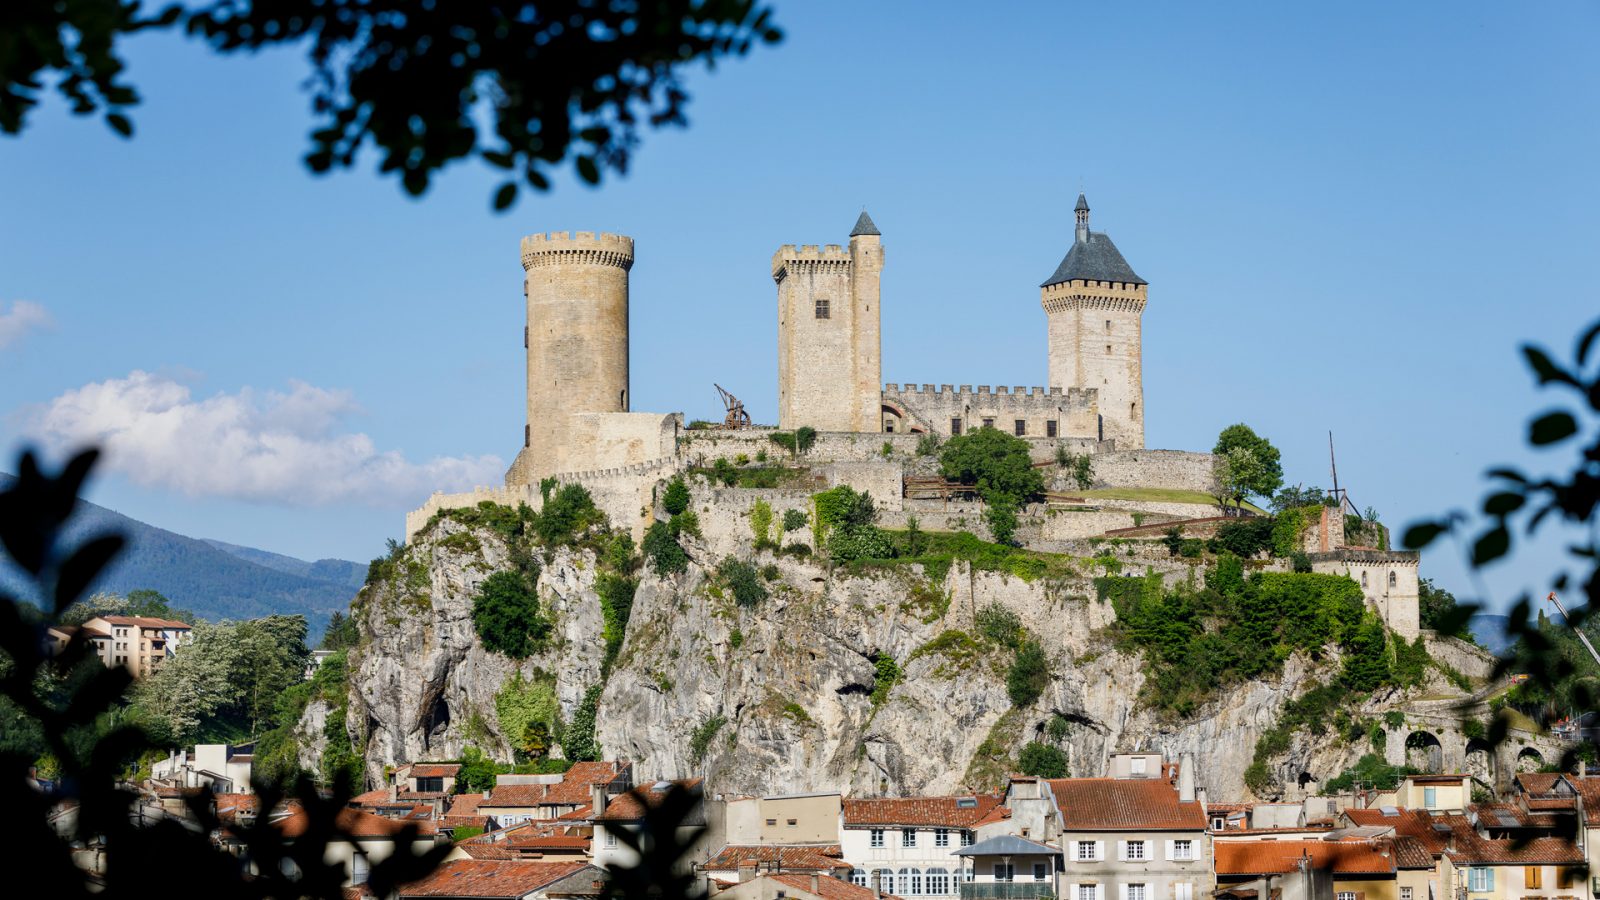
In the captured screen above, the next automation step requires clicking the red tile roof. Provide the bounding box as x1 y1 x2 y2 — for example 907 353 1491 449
97 615 192 629
1391 836 1435 870
404 763 463 778
1047 778 1207 831
274 804 438 839
350 789 391 806
482 762 625 809
706 845 846 872
446 793 486 817
769 873 901 900
398 860 588 898
1568 776 1600 825
594 779 703 822
842 794 1005 828
1515 773 1564 794
1214 840 1397 877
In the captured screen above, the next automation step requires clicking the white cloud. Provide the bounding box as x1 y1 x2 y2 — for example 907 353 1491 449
27 371 503 506
0 300 52 349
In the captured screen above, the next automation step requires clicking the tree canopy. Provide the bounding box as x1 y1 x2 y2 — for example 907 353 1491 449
471 570 549 658
1213 423 1283 505
939 427 1045 544
1 0 782 207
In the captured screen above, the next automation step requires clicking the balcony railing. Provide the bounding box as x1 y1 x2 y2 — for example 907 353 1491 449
959 883 1056 900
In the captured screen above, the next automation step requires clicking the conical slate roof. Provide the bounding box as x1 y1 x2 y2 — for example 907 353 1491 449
1075 192 1090 212
1042 231 1145 287
849 210 880 236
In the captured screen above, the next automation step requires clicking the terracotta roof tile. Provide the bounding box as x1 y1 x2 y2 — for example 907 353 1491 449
402 764 463 778
483 762 624 810
706 845 846 872
769 872 902 900
1046 778 1206 831
1214 840 1397 877
398 860 588 898
841 795 1005 828
1569 776 1600 825
446 793 485 818
1392 836 1435 870
274 804 437 839
1516 773 1565 794
594 779 703 822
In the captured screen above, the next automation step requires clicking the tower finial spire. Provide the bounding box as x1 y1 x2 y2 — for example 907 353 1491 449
1074 192 1090 243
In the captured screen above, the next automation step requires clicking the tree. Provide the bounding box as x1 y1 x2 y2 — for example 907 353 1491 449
1018 741 1069 778
1006 640 1051 707
457 746 502 793
1213 424 1284 503
1 1 782 206
662 478 691 516
1214 446 1268 511
321 611 360 651
939 427 1044 543
134 621 244 745
234 615 311 736
1419 579 1474 642
471 571 549 659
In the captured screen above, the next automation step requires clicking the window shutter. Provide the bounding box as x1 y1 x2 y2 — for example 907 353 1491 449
1165 840 1175 861
1120 884 1129 900
1096 884 1105 900
1486 869 1495 892
1095 840 1106 861
1118 841 1127 861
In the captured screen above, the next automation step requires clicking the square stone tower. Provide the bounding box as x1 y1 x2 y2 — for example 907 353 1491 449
773 212 883 432
1040 194 1147 449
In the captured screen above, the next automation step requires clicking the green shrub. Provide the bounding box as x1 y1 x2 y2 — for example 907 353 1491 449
916 433 941 457
1290 550 1312 572
1046 713 1070 741
472 570 549 658
881 441 894 458
782 542 811 557
495 671 560 760
688 713 726 764
533 483 605 545
1179 539 1204 559
871 654 900 706
729 628 743 649
1210 518 1274 558
596 572 637 668
668 510 701 539
782 509 808 533
642 521 689 576
830 524 895 561
1006 640 1050 706
711 457 738 486
1324 753 1416 791
1161 526 1184 557
795 426 817 454
1019 741 1069 778
662 478 691 515
718 556 768 607
750 499 773 547
563 684 603 761
984 498 1020 546
975 603 1023 648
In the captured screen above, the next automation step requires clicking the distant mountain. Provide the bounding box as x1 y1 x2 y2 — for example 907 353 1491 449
1470 613 1514 654
0 474 363 632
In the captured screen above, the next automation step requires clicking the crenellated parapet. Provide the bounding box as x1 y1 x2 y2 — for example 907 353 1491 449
771 243 852 282
879 381 1101 440
521 231 635 271
882 383 1098 409
1040 278 1148 314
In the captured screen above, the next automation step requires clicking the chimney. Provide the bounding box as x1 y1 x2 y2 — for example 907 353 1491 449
1179 752 1196 804
1582 760 1588 778
387 781 398 803
871 869 883 899
591 782 607 817
811 873 821 894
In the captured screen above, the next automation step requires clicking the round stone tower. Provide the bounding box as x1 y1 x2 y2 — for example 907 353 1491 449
508 230 634 485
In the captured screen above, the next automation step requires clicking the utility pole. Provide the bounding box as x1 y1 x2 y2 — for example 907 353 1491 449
1547 592 1600 670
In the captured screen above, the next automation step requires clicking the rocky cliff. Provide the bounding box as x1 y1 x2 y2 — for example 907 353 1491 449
346 513 1468 800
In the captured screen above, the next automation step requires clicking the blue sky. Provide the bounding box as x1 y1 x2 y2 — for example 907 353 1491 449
1 1 1596 610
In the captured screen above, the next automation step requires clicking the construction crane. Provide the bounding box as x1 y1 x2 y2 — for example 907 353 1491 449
714 384 751 430
1548 592 1600 669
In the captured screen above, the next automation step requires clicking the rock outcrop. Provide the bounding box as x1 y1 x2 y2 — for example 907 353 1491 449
346 516 1476 800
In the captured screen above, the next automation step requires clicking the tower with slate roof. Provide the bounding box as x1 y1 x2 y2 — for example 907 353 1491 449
772 211 883 433
1041 194 1148 448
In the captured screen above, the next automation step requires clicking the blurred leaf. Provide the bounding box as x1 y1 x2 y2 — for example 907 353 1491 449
1524 345 1577 386
1473 525 1511 566
1403 521 1447 550
492 181 517 210
1483 492 1526 516
106 112 132 136
1530 411 1578 445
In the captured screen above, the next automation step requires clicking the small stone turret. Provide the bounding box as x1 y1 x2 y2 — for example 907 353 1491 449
507 230 635 485
1041 194 1148 449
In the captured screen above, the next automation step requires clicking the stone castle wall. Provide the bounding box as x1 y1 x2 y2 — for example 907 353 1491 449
774 236 881 434
1088 450 1216 492
1042 279 1147 449
881 383 1100 441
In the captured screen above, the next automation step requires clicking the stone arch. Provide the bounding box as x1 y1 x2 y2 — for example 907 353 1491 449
1517 747 1545 773
1465 738 1495 782
1406 730 1443 773
881 404 905 433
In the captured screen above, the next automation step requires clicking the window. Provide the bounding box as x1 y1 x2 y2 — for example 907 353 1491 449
766 818 777 826
815 298 830 319
1125 841 1146 861
951 418 962 436
1080 885 1097 900
1400 889 1412 900
1130 757 1147 775
1105 344 1112 353
1033 863 1048 881
1128 884 1146 900
982 417 995 429
351 853 370 885
1468 869 1494 893
787 818 797 827
1424 787 1437 809
902 868 922 895
903 828 917 847
1559 867 1576 889
1526 867 1542 889
994 863 1015 882
1337 892 1356 900
1210 816 1225 830
876 870 895 894
1105 319 1112 332
1077 841 1097 861
1361 571 1368 587
926 869 950 896
604 830 617 848
416 776 444 792
936 828 950 847
1014 419 1027 436
1172 839 1193 861
1389 571 1397 588
1047 420 1058 437
961 831 974 847
1176 884 1193 900
851 870 868 887
870 828 885 848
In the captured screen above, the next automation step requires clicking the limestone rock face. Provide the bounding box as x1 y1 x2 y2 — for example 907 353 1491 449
294 699 330 774
346 519 1453 799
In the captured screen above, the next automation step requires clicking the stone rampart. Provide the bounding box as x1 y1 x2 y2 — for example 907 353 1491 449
882 383 1099 441
1090 450 1217 492
1422 632 1497 681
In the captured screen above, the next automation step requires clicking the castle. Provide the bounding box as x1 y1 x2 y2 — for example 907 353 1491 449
406 199 1423 641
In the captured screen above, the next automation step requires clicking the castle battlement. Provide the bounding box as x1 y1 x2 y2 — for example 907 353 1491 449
520 230 635 270
882 383 1096 405
771 242 853 280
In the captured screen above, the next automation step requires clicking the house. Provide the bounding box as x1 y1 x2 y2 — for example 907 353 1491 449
725 792 843 845
397 859 599 899
453 822 592 863
592 779 720 877
954 834 1063 897
1209 800 1339 839
150 743 254 793
268 803 445 887
354 763 465 817
1372 775 1473 814
838 794 1007 896
480 762 631 828
400 763 462 795
702 844 853 883
79 614 192 677
1046 754 1211 900
1214 837 1433 900
710 871 897 900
